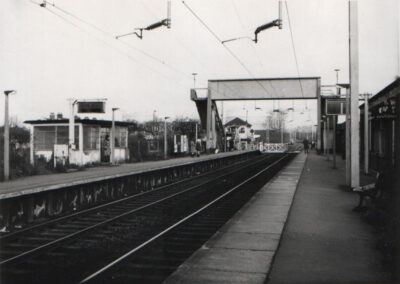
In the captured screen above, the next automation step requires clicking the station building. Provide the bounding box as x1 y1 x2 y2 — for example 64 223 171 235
361 77 400 171
24 116 132 166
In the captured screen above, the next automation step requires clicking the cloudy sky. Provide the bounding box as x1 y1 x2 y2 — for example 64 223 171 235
1 0 399 129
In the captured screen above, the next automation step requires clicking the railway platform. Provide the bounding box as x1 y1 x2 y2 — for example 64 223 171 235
166 151 391 283
0 150 251 199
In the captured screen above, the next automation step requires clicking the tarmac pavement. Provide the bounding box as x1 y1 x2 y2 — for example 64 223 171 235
267 151 390 283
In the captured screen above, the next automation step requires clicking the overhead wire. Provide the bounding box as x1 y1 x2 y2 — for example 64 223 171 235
181 1 279 99
284 1 305 102
49 3 168 67
230 0 264 70
137 0 236 98
28 1 192 91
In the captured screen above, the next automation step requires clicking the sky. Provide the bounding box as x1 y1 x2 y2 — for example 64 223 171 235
1 0 399 129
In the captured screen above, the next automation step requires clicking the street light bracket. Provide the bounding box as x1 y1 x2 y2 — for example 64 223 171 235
4 90 16 96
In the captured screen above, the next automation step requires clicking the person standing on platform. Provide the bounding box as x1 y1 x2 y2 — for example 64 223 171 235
195 139 201 157
303 138 309 154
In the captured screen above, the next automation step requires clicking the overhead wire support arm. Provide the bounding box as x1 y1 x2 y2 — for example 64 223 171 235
254 19 281 43
253 1 282 43
116 29 143 39
115 0 171 40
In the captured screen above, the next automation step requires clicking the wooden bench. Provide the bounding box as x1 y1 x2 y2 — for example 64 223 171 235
352 172 384 211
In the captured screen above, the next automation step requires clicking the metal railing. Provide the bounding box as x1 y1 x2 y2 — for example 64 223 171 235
263 143 288 153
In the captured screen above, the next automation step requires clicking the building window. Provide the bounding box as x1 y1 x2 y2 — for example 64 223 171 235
239 127 245 133
35 125 79 150
35 126 55 151
114 127 127 148
83 126 100 150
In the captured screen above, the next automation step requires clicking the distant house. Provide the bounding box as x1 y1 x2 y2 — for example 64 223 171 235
224 117 254 150
24 117 133 166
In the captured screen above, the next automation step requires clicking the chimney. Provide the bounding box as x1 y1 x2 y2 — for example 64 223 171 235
49 112 55 120
57 113 63 119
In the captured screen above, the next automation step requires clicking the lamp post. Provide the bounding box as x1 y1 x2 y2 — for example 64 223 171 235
164 117 170 159
3 90 16 181
334 69 340 96
111 107 119 165
192 73 197 89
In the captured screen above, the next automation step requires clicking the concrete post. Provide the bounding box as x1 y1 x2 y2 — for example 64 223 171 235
327 116 330 161
345 87 351 186
317 79 322 153
206 88 212 150
364 94 369 174
69 99 75 149
111 108 119 165
3 90 16 181
333 115 337 169
111 111 116 165
79 124 83 165
349 0 360 188
30 125 34 166
164 118 168 159
4 93 9 181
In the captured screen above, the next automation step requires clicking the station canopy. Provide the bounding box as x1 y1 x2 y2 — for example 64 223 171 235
208 77 320 100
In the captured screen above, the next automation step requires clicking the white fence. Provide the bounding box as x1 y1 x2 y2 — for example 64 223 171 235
263 143 288 153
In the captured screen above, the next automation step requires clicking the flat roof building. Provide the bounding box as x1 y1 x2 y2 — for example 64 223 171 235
24 117 134 166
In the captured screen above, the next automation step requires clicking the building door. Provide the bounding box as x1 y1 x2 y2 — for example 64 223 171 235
100 128 110 163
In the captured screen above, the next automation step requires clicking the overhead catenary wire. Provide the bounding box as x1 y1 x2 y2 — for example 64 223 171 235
136 0 238 98
49 3 168 66
285 1 305 101
48 2 198 82
230 0 264 70
28 1 193 93
181 1 279 99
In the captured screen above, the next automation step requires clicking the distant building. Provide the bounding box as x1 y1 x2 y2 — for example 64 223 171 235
24 117 133 166
224 117 254 150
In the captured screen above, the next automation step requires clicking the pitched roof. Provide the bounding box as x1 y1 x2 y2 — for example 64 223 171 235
224 117 252 127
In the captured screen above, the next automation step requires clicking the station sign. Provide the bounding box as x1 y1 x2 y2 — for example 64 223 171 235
77 101 106 113
326 98 346 115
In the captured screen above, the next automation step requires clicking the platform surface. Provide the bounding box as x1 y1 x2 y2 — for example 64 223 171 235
267 152 390 283
0 151 252 200
165 152 306 284
165 151 391 283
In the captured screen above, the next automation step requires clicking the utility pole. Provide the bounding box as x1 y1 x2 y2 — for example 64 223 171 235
164 117 169 159
3 90 16 181
349 0 360 188
363 93 370 174
335 69 340 94
192 73 197 88
69 99 77 151
111 108 119 165
326 116 330 160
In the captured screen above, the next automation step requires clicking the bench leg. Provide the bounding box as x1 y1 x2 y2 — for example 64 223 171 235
353 194 367 212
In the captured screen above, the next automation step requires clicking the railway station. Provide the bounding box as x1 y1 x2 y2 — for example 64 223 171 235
1 0 399 283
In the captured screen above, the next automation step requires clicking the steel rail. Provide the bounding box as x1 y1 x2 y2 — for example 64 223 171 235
80 153 289 283
0 155 256 241
0 154 273 266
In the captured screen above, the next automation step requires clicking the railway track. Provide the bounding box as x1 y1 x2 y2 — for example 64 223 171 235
0 152 294 284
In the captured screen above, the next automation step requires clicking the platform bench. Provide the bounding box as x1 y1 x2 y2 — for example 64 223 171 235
352 172 383 211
